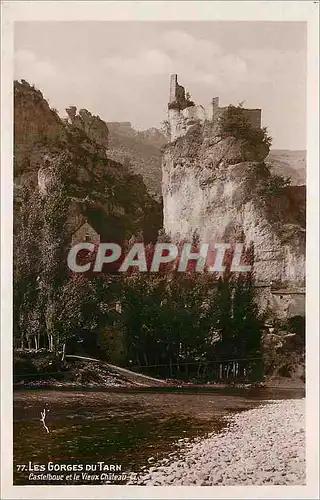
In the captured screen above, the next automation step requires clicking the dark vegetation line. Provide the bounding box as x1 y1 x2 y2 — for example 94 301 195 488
13 356 263 378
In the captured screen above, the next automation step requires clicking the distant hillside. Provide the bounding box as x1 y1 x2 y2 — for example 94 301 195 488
106 122 167 200
266 149 306 186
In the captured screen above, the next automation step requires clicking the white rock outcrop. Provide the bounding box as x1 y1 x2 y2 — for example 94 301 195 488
163 76 305 307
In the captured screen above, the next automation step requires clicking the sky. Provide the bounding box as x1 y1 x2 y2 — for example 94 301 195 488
14 21 307 150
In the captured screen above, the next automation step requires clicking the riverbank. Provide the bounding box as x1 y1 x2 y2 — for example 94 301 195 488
128 398 305 485
14 388 304 485
13 350 167 388
14 350 304 390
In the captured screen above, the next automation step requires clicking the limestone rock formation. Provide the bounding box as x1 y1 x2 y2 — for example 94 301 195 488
66 106 109 149
163 75 305 317
14 81 66 179
106 121 166 200
14 80 162 244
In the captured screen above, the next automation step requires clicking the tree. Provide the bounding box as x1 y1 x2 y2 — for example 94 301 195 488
230 244 263 380
38 153 70 351
14 185 43 349
219 104 272 149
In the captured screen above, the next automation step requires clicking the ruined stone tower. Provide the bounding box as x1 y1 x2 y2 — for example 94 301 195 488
167 74 262 142
169 74 190 109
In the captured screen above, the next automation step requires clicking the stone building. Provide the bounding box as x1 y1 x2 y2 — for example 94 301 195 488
168 74 262 141
71 221 100 246
255 284 305 320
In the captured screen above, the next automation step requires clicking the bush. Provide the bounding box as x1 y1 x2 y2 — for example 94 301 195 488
219 104 272 149
257 172 291 196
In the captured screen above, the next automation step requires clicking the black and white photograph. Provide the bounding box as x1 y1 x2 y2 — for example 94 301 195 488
1 2 319 499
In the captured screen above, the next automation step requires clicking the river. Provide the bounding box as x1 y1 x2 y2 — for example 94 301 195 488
13 387 304 485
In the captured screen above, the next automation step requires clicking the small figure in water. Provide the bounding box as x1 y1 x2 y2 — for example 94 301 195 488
40 406 50 433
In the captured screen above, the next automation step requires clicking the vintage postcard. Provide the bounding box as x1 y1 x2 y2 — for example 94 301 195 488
1 1 319 499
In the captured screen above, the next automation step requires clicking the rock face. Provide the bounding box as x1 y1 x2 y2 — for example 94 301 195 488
14 80 162 244
163 76 305 316
66 106 109 149
14 80 66 178
106 121 166 200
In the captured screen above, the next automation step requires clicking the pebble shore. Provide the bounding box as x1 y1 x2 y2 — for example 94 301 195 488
128 399 305 486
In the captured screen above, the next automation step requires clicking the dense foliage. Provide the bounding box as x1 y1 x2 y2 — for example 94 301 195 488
219 104 272 149
14 154 70 351
14 172 265 383
120 268 264 382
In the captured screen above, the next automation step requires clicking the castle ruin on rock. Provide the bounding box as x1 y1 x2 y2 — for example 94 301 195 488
168 74 261 141
163 75 306 319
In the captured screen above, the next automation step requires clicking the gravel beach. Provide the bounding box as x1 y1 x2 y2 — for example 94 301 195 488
128 398 305 486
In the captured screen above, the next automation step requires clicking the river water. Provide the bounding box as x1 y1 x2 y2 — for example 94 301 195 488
13 387 304 485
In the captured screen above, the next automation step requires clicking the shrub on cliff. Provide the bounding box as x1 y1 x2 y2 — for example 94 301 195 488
161 120 171 141
219 104 272 149
258 171 291 196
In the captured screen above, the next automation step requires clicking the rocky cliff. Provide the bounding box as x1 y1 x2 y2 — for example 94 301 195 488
106 122 166 200
163 77 305 317
66 106 109 150
14 80 162 243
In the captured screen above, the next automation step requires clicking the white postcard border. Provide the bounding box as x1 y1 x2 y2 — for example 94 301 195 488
1 2 319 499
